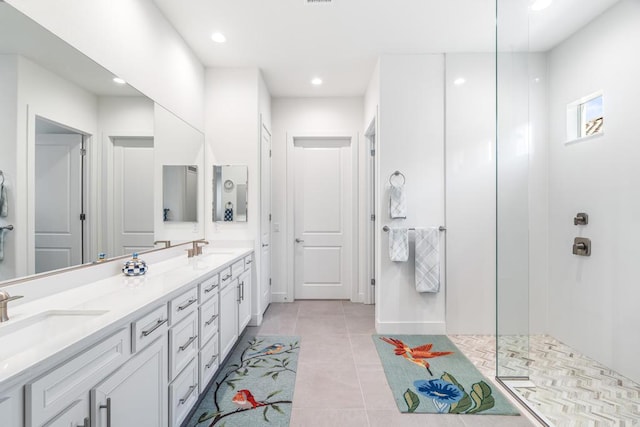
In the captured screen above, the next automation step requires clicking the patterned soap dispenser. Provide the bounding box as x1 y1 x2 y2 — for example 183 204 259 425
122 252 148 276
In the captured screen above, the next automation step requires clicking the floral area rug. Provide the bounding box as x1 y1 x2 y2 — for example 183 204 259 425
185 335 300 427
373 335 519 416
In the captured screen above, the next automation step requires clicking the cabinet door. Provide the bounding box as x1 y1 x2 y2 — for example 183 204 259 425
238 270 252 332
0 390 22 427
91 337 167 427
43 399 89 427
219 280 239 361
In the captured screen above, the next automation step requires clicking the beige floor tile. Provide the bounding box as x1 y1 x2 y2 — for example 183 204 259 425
298 334 355 364
290 409 369 427
367 410 466 427
356 366 398 411
293 361 365 409
345 315 376 335
342 302 375 317
295 314 348 335
349 334 383 369
297 300 346 316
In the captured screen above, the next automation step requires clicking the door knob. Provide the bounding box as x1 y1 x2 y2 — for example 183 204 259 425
295 238 304 243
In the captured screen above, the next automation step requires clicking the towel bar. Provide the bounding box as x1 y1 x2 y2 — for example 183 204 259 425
382 225 446 232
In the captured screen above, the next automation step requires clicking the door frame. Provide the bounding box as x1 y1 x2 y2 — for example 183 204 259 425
285 130 359 303
364 116 378 305
258 116 272 321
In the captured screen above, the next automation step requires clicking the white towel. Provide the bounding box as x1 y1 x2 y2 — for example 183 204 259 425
415 227 440 292
389 227 409 262
0 184 7 217
389 184 406 219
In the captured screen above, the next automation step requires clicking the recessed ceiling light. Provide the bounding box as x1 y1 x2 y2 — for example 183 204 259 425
453 77 466 86
211 32 226 43
113 77 126 85
311 78 323 86
530 0 552 11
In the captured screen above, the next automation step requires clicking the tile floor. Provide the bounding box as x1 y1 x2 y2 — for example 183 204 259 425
248 300 539 427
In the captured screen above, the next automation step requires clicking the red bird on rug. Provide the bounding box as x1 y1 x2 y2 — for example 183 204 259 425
380 337 453 376
232 389 266 409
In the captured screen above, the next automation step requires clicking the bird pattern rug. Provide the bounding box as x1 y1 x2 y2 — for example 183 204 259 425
185 335 300 426
373 335 519 416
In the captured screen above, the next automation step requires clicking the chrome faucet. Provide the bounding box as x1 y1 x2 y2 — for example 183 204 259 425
0 290 23 323
154 240 171 248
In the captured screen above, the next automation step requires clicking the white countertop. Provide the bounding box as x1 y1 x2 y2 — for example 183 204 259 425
0 246 252 390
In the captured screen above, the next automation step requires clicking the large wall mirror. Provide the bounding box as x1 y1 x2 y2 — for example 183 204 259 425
0 3 204 283
213 165 248 222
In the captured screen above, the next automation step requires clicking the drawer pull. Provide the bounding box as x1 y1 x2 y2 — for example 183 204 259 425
179 385 197 405
222 273 232 281
141 318 168 337
77 417 90 427
205 314 219 326
99 398 112 427
246 259 252 264
204 283 218 293
179 335 198 351
178 298 197 311
205 355 218 369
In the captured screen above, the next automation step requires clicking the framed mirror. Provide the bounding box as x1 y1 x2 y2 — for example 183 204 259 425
213 165 248 222
163 165 198 222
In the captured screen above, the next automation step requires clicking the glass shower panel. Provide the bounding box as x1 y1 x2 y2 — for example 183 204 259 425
496 0 531 380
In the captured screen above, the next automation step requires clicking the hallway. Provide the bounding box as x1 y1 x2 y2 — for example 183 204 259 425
250 301 537 426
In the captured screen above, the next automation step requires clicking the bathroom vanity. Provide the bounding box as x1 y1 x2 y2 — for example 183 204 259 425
0 246 254 427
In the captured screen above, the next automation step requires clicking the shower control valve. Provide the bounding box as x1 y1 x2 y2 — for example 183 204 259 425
574 212 589 225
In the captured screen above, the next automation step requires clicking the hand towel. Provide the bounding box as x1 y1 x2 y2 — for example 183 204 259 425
389 227 409 262
415 227 440 292
389 184 406 219
0 183 7 217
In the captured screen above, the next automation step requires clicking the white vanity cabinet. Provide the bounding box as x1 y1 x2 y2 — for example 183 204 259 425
238 269 252 331
91 337 167 427
0 388 23 427
219 275 239 362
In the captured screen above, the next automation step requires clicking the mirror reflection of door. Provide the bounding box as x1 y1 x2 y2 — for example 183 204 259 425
34 118 85 274
112 137 155 256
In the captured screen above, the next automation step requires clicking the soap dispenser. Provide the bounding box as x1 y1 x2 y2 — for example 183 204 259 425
122 252 148 276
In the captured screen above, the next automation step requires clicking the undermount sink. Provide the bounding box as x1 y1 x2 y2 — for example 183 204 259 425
0 310 108 360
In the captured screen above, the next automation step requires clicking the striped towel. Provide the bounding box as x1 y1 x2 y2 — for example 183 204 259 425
415 227 440 292
388 228 409 262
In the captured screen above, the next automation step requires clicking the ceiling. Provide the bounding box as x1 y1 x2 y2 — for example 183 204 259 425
0 3 142 97
153 0 620 98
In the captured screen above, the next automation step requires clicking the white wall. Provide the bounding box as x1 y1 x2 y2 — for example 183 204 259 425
376 55 446 334
445 54 496 334
547 0 640 383
5 0 204 131
270 97 363 302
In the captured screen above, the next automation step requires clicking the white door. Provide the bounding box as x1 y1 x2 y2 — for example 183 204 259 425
294 137 353 300
35 133 83 273
112 137 155 256
260 123 271 312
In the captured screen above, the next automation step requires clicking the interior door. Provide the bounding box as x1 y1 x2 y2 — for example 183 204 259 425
260 123 272 313
294 137 353 300
112 137 154 256
35 133 83 273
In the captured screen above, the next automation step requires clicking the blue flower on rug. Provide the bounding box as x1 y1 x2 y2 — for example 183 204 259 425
414 379 463 413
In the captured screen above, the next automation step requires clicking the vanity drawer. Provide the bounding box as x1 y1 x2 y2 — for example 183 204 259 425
131 304 168 353
244 254 253 270
169 312 198 381
199 334 219 394
199 294 219 347
199 274 219 303
232 259 246 277
169 358 198 427
168 287 198 326
26 328 130 427
219 267 233 288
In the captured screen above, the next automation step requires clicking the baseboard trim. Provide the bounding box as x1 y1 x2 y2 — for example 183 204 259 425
375 320 446 335
270 293 289 303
